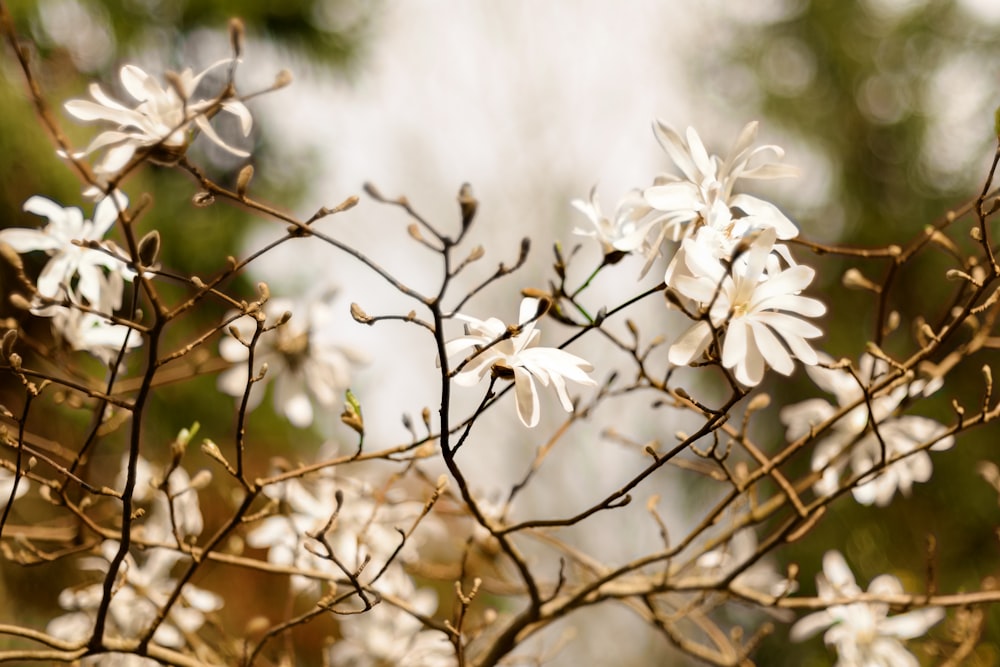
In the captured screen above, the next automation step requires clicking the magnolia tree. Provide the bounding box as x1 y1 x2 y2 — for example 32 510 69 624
0 10 998 667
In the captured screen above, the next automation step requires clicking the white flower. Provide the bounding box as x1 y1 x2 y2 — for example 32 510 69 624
445 297 597 428
667 228 825 386
64 60 252 186
571 187 658 255
122 454 206 545
245 474 344 594
47 298 142 365
218 293 364 428
642 121 799 262
47 541 222 650
0 192 130 306
327 566 455 667
695 528 796 599
0 468 28 509
791 551 944 667
247 473 433 596
780 354 954 506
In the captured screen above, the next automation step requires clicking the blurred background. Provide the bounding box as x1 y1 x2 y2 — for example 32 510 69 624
2 0 1000 665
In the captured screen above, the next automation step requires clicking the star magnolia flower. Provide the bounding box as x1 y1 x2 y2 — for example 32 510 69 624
47 541 223 651
218 293 365 428
0 192 142 364
445 297 597 428
643 121 799 258
791 551 944 667
571 186 659 256
47 299 142 365
64 60 252 187
667 227 825 386
0 192 131 306
780 353 954 506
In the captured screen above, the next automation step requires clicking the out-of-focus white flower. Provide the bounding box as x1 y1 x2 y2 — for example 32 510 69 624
327 566 455 667
47 541 222 651
1 192 130 306
791 551 944 666
46 298 142 365
0 467 28 509
247 473 434 596
122 454 206 545
667 228 825 386
0 192 142 364
780 353 954 506
245 473 344 594
571 187 658 255
218 292 365 428
695 528 796 599
445 297 597 428
64 60 252 187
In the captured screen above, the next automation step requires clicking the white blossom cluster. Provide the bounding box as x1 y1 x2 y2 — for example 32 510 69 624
246 466 453 666
573 121 825 387
448 123 826 429
0 58 253 365
47 455 220 658
0 27 966 664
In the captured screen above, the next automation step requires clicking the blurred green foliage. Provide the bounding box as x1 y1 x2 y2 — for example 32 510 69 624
9 0 369 71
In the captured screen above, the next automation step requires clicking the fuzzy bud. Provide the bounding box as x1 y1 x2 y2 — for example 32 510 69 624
350 302 373 324
458 182 477 228
137 229 161 267
0 243 23 271
274 69 293 89
192 191 215 207
229 17 245 58
237 164 254 198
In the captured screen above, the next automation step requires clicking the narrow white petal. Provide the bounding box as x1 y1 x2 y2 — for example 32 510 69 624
97 142 140 175
120 64 162 102
880 607 945 639
748 319 795 376
512 367 540 427
653 120 699 182
193 116 249 157
64 99 145 128
643 182 700 214
0 228 60 253
222 100 254 135
789 610 834 642
754 311 824 339
821 551 859 595
721 320 748 369
668 321 712 365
